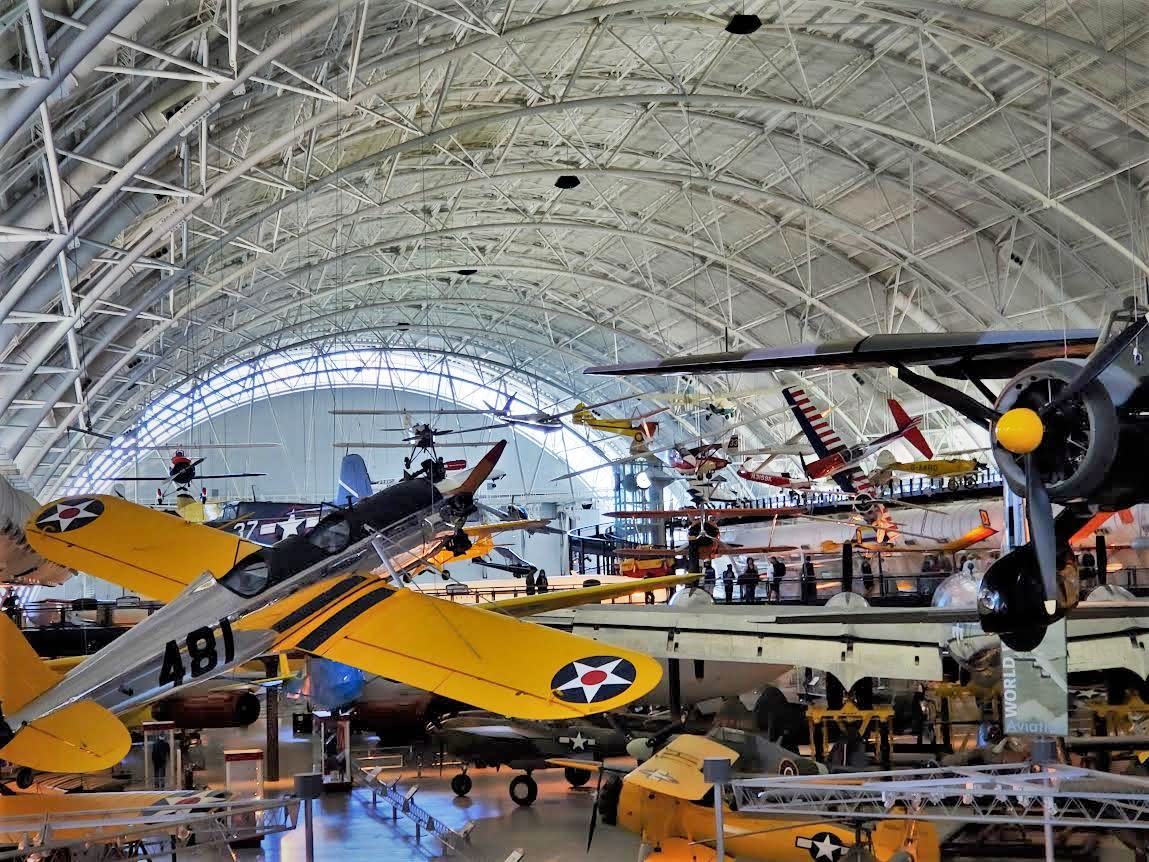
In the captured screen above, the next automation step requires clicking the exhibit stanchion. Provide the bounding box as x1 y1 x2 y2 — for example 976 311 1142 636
294 772 323 862
703 756 732 861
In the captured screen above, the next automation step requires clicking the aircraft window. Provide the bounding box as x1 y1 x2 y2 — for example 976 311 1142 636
220 559 271 597
307 518 352 554
221 504 238 521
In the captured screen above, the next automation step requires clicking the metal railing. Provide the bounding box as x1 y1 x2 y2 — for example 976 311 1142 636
0 796 300 861
353 756 474 854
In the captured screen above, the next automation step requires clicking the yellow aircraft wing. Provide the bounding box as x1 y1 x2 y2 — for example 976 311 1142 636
273 580 662 720
25 495 263 602
424 534 496 569
627 734 740 801
484 573 699 618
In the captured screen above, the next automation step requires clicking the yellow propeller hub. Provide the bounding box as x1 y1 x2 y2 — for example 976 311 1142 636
995 407 1044 455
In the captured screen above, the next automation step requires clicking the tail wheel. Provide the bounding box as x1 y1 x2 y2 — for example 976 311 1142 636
15 768 34 790
509 774 538 807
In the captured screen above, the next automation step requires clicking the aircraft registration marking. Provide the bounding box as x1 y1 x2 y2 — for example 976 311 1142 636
158 617 235 687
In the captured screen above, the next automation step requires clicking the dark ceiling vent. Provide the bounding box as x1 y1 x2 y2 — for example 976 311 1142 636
554 175 580 189
725 13 761 34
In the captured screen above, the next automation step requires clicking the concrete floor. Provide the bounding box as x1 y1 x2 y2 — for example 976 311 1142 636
189 708 642 862
171 704 1140 862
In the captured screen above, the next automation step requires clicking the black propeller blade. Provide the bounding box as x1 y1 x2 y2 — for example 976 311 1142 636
586 766 604 852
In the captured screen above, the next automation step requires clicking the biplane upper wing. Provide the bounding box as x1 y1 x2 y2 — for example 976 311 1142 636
25 495 264 602
626 735 740 800
274 580 663 720
587 330 1098 380
485 573 698 617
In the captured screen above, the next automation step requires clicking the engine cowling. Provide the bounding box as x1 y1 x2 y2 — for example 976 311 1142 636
151 690 261 728
992 357 1149 509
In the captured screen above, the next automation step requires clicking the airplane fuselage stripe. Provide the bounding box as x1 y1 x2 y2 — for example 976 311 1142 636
271 575 364 634
297 586 395 652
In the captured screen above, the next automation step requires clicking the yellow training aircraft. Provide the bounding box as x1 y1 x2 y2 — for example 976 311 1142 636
552 734 939 862
571 403 664 447
0 443 664 778
869 450 985 488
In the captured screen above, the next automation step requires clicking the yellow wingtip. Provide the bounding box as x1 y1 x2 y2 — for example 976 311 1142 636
0 701 131 774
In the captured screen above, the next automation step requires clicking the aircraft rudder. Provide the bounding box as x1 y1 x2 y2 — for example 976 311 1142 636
888 398 933 459
334 453 373 506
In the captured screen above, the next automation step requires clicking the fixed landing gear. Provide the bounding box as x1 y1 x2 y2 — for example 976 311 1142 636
15 768 34 790
564 766 591 787
509 773 537 807
450 772 472 797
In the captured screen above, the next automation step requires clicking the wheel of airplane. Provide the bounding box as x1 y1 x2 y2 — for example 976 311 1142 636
564 766 592 787
509 773 538 806
14 768 34 790
450 773 472 797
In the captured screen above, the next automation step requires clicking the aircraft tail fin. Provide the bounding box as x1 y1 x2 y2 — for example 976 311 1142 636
0 614 131 773
888 398 933 458
333 453 373 506
0 611 62 714
0 701 131 774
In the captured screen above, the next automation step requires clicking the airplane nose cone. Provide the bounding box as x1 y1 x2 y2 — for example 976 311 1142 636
995 407 1043 455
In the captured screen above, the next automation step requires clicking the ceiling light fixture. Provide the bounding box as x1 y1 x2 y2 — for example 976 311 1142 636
554 175 581 189
725 13 761 34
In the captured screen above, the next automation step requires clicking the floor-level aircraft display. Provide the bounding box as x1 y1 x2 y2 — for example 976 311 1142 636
436 712 631 805
552 733 939 862
0 443 665 777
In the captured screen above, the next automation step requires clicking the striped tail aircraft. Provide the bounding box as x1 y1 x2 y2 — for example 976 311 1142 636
0 442 668 779
782 387 932 500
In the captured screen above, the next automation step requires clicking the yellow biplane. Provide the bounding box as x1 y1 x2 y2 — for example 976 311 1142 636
0 443 667 778
553 734 940 862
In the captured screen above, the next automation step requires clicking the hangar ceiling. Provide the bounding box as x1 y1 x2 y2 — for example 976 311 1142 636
1 0 1147 494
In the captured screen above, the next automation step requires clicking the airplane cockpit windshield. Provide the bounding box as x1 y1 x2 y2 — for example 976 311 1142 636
307 517 352 554
219 558 270 597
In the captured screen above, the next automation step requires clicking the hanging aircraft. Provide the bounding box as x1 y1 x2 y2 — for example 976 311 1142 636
1 443 665 778
590 312 1149 650
474 546 538 578
609 513 795 571
783 389 932 489
107 451 265 503
736 462 817 492
868 450 987 489
550 733 939 862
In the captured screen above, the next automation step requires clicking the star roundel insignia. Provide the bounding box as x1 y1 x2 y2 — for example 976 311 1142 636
34 497 105 533
797 831 848 861
551 655 637 704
